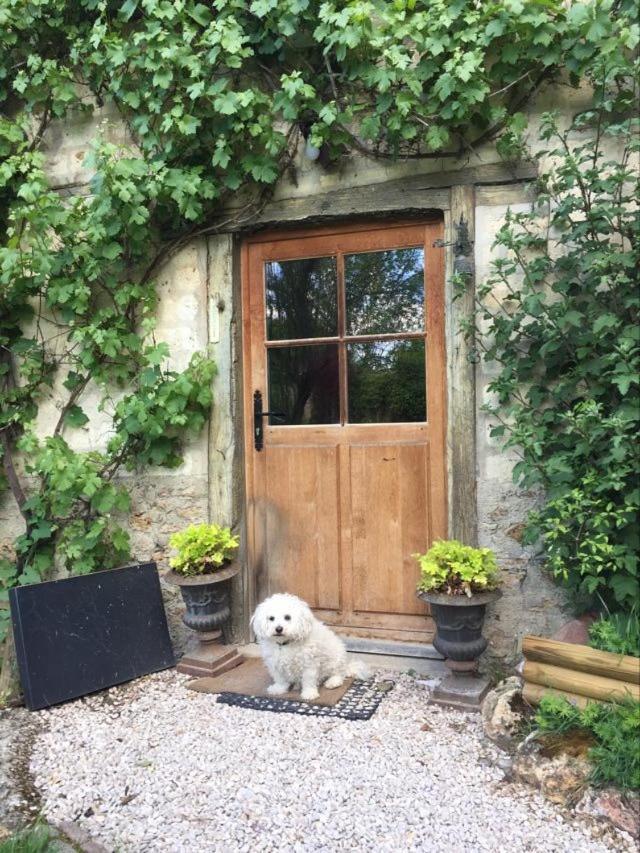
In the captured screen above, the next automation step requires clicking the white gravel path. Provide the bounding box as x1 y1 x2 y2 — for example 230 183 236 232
30 670 633 853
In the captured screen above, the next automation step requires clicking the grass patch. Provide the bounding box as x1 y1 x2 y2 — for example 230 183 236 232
0 824 56 853
535 695 640 790
589 613 640 658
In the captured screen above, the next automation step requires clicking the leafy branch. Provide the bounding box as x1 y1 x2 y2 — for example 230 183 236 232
467 61 639 612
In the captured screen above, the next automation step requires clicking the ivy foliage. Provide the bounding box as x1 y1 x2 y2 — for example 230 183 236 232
470 76 639 612
0 0 638 643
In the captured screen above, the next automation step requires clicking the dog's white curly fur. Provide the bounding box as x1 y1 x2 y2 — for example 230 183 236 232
251 593 367 701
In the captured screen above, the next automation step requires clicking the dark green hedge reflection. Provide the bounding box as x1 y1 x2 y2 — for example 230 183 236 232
268 344 339 424
348 339 426 423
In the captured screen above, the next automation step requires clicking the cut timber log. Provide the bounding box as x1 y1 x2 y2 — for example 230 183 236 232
523 660 640 703
523 635 640 684
523 682 591 709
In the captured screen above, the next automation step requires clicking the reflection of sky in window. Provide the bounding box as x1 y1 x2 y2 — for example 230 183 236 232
355 340 396 365
346 248 424 336
265 262 283 319
265 257 337 340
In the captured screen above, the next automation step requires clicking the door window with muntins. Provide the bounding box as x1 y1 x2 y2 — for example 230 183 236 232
265 246 427 426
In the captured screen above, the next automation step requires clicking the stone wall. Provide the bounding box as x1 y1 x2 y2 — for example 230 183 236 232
2 81 604 662
474 203 569 664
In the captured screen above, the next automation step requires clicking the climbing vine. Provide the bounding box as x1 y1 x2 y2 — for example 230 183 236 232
467 71 639 612
0 0 637 642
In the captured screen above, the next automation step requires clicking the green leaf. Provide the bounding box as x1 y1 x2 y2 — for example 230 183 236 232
102 243 122 260
145 343 170 365
119 0 139 21
19 566 42 585
63 405 90 428
188 4 212 26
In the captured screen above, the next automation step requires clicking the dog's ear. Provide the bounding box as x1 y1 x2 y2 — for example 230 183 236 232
295 602 314 640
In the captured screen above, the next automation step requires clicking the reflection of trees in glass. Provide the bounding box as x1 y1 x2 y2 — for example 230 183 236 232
265 257 337 340
345 248 424 335
268 345 339 425
348 339 426 423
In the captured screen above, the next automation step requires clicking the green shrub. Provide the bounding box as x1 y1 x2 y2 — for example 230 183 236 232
415 539 499 597
589 613 640 658
471 96 640 614
168 524 239 576
535 695 640 791
0 823 54 853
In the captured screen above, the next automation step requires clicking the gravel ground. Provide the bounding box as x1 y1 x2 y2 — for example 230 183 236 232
0 706 42 834
29 670 634 853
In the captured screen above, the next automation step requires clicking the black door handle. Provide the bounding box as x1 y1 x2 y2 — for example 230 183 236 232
253 390 285 451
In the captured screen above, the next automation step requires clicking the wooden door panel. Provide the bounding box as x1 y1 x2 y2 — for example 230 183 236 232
350 443 430 617
243 221 446 642
264 445 341 610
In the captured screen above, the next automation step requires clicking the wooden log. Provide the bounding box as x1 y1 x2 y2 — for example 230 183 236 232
523 635 640 684
523 660 640 703
523 682 592 709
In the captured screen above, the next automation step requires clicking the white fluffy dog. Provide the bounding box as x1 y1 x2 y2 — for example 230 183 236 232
251 593 364 701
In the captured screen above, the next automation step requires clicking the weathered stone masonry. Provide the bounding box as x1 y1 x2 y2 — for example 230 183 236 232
2 85 598 662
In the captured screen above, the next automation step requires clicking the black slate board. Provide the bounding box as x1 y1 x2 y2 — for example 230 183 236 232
9 562 175 710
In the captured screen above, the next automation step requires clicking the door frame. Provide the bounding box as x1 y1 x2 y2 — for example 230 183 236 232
208 179 484 643
233 198 477 641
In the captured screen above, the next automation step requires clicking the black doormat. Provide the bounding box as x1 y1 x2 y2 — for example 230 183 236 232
216 678 394 720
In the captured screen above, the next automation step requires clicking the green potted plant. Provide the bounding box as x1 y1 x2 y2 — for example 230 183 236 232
165 523 240 642
415 540 502 672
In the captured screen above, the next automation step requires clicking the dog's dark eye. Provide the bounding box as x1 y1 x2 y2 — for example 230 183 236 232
268 616 275 622
284 615 291 621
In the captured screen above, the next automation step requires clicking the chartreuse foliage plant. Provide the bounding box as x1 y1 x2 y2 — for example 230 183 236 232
469 72 639 614
169 524 239 576
0 0 637 644
415 540 500 597
535 695 640 791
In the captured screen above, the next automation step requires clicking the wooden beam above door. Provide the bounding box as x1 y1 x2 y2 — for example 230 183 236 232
216 161 538 233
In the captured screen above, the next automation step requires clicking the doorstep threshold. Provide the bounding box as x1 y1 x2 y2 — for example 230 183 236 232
342 637 444 660
237 640 447 678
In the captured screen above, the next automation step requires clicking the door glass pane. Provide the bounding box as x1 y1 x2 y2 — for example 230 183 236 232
345 247 424 336
265 257 337 340
268 344 339 425
348 339 426 423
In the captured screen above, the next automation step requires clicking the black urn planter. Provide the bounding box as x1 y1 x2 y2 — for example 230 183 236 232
418 589 501 673
165 562 242 676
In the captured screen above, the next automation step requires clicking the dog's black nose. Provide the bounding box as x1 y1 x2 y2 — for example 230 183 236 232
275 625 283 634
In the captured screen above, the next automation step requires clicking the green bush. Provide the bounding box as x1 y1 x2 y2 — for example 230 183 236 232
415 539 499 597
589 613 640 658
535 694 640 791
168 523 239 577
471 91 639 613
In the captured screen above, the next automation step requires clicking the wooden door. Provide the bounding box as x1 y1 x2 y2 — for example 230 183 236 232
242 221 446 642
